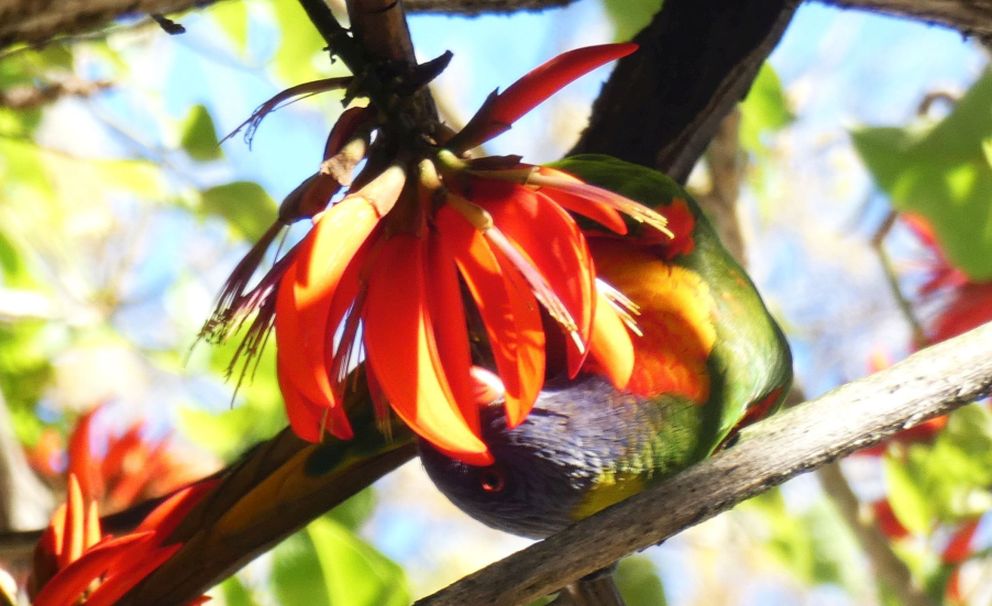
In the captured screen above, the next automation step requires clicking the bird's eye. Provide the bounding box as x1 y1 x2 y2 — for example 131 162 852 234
479 467 506 493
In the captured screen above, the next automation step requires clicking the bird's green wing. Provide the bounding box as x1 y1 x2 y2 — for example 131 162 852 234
554 155 793 458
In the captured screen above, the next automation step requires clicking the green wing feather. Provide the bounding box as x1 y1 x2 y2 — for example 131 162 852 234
553 155 793 515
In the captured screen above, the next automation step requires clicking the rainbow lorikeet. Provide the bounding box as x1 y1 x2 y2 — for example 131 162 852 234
89 156 791 603
419 155 793 538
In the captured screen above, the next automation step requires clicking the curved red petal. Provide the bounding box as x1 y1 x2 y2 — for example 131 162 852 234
82 543 182 606
85 501 101 551
32 532 154 606
475 180 594 376
426 233 480 434
59 474 85 569
437 207 545 428
490 43 636 126
277 358 334 442
362 234 492 465
450 44 636 150
322 105 373 160
943 519 981 565
538 188 627 235
67 408 100 502
275 196 380 437
135 479 219 541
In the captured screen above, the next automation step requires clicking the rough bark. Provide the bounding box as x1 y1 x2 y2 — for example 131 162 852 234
571 0 799 183
4 0 992 51
415 321 992 606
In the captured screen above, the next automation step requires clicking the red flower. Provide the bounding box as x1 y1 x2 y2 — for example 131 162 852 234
29 474 214 606
871 499 910 540
28 405 217 513
210 43 670 464
901 213 992 343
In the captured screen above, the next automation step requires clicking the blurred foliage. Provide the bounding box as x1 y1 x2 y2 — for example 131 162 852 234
740 64 794 154
601 0 663 42
746 489 866 591
854 70 992 280
198 181 277 241
615 556 667 606
180 104 223 162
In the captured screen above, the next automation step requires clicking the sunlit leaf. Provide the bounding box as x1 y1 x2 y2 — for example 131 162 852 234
180 104 223 162
615 556 667 606
884 453 937 534
272 532 331 606
740 64 793 153
272 519 409 606
210 0 251 54
179 340 284 458
853 71 992 279
270 0 335 84
219 575 260 606
745 489 866 590
601 0 663 42
199 181 277 242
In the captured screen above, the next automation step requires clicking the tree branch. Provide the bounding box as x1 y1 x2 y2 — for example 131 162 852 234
817 463 935 606
404 0 576 13
415 321 992 606
571 0 798 183
822 0 992 36
4 0 992 51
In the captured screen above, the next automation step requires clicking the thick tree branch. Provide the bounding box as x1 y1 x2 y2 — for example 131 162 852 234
4 0 992 51
404 0 575 12
572 0 798 183
823 0 992 36
415 321 992 606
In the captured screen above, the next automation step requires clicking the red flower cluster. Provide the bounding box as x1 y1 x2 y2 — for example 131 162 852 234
27 406 216 513
29 474 213 606
209 43 670 464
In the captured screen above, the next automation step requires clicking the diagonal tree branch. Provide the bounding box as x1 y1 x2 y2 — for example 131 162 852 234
571 0 799 183
4 0 992 51
415 321 992 606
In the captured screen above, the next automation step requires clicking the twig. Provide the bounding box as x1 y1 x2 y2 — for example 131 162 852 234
817 462 936 606
0 78 112 110
871 211 928 348
415 321 992 606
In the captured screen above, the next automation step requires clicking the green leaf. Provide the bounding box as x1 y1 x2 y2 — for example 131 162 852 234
272 519 409 606
327 488 376 531
219 575 259 606
601 0 663 42
210 0 251 54
884 453 936 534
179 341 285 458
180 104 222 162
272 532 332 606
853 70 992 279
740 64 793 153
270 0 335 83
615 556 667 606
745 489 866 590
199 181 276 242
